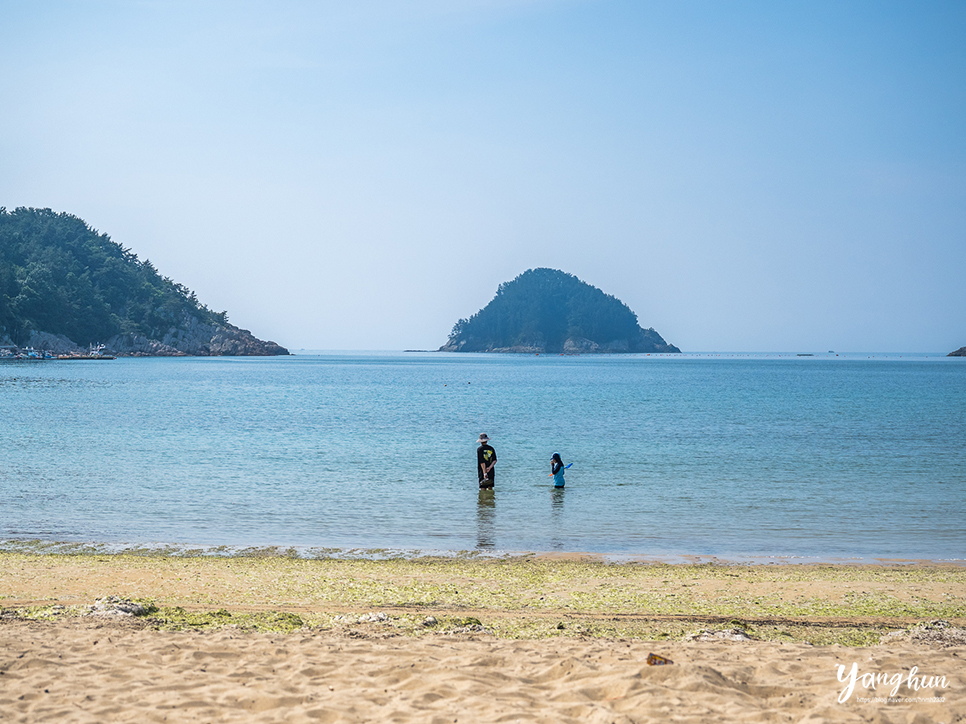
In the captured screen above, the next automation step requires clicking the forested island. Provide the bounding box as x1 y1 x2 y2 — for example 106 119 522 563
440 268 680 354
0 207 288 356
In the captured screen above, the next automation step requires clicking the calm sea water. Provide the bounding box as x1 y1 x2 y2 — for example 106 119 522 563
1 352 964 561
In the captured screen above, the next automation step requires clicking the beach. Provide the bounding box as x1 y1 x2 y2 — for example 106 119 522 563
1 553 963 722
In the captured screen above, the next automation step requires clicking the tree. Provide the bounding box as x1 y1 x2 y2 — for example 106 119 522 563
0 207 224 346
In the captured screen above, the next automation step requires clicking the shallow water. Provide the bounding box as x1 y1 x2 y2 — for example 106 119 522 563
1 352 963 560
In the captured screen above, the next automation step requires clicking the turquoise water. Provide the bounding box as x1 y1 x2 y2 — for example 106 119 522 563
1 352 964 561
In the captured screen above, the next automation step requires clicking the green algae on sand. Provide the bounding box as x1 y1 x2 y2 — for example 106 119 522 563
1 551 964 644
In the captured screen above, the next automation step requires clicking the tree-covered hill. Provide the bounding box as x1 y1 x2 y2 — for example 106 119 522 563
0 207 287 355
440 268 680 354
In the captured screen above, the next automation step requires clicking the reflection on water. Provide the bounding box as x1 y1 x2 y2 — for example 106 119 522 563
476 489 496 549
549 487 565 550
551 487 565 514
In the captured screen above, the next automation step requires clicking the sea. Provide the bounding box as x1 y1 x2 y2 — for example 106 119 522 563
1 352 964 563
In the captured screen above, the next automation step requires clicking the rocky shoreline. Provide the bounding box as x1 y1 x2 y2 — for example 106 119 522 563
4 314 289 357
440 328 680 354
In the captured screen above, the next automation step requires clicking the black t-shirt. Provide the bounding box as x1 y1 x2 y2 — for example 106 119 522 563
477 444 497 481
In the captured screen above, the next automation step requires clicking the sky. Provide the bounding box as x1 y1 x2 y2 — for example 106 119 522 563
2 0 964 352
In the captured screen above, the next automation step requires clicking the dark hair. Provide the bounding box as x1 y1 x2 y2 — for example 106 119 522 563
551 452 562 463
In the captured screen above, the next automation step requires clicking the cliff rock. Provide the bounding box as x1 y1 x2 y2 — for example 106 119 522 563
106 314 288 357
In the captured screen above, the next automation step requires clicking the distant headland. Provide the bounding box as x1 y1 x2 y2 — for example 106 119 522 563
0 207 288 357
439 268 680 354
950 347 966 357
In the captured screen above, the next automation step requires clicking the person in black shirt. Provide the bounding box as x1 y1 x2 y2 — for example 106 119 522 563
476 433 497 489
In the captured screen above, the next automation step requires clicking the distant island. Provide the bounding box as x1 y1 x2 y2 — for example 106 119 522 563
0 207 288 356
950 347 966 357
440 268 680 354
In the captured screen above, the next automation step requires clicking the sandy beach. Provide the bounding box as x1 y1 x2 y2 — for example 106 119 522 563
1 553 963 722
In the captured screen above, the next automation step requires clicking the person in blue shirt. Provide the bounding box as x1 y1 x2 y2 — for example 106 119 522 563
549 452 566 488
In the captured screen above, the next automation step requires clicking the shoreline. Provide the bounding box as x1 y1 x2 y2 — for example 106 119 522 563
3 539 963 567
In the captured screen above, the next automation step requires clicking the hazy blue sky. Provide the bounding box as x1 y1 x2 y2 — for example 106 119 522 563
2 0 964 352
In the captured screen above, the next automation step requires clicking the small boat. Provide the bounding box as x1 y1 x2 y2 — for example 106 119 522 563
57 344 116 360
0 347 54 361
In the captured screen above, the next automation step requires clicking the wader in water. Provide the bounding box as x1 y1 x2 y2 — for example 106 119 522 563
477 434 496 489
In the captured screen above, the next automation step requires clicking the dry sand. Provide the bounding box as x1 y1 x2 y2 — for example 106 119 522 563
1 554 963 723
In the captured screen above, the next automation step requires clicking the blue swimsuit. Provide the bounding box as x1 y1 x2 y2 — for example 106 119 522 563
551 461 565 488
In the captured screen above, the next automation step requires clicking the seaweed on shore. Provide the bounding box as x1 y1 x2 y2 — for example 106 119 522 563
2 551 964 644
